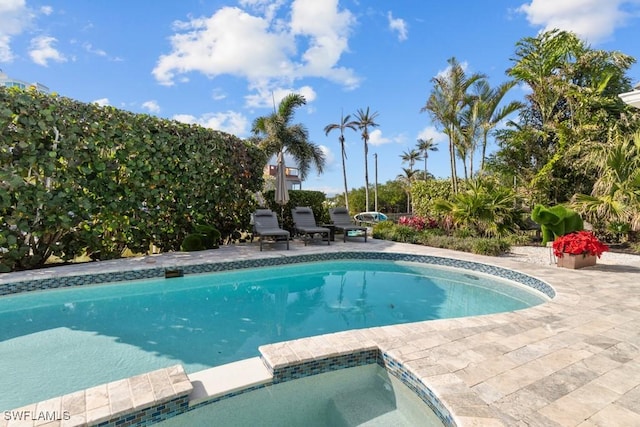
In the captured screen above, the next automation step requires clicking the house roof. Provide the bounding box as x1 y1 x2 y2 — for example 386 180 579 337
619 87 640 108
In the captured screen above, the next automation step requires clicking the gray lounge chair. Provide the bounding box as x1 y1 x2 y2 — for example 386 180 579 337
252 209 289 251
329 207 368 242
291 207 330 246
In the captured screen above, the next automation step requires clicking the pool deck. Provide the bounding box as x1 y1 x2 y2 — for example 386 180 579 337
2 238 640 426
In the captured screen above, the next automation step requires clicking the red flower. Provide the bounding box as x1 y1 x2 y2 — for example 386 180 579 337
398 216 438 231
552 231 609 258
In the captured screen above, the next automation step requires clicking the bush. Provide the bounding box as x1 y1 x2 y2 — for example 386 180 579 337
181 225 221 251
194 225 221 249
398 216 438 231
0 87 265 271
181 234 206 251
373 221 511 255
471 239 511 256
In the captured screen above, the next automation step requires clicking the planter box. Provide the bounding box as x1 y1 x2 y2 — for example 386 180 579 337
557 253 597 269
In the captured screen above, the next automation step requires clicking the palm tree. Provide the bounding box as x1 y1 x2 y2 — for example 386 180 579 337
324 112 358 211
354 107 380 211
416 138 438 179
396 167 417 213
399 149 422 172
472 80 523 172
572 131 640 231
458 98 481 179
421 57 485 194
251 93 325 181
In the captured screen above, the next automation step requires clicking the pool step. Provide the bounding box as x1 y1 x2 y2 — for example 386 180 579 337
326 375 402 427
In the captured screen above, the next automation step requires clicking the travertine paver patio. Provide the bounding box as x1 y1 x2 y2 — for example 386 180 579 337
1 238 639 426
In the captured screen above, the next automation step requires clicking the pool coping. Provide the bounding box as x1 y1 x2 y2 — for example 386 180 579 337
6 239 640 426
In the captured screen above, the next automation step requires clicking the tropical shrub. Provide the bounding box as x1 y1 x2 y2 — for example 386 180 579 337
433 179 520 237
412 179 458 218
398 215 438 231
0 87 265 271
371 221 511 255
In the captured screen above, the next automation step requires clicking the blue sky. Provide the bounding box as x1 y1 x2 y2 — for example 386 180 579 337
2 0 640 197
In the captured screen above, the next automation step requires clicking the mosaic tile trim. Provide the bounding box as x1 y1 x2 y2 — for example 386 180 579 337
265 349 380 384
0 268 166 296
0 251 554 298
381 352 456 427
93 395 189 427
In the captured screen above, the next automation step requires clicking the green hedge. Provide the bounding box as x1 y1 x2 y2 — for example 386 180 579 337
0 87 265 271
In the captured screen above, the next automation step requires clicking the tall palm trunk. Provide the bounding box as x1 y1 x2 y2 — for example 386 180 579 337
364 140 370 211
448 128 458 194
340 137 350 211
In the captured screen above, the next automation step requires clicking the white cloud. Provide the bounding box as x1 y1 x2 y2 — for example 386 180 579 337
516 0 640 43
290 0 359 87
212 88 227 101
387 11 408 41
83 42 107 57
92 98 110 106
0 0 33 62
244 85 317 108
29 35 66 66
142 100 160 113
368 129 391 146
153 7 296 86
417 126 447 145
152 1 359 93
40 6 53 15
173 111 250 136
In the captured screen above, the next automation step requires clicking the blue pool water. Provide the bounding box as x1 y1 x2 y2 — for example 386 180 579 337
0 260 547 410
158 364 445 427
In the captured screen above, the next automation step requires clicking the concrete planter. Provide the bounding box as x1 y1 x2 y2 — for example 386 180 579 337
557 253 597 269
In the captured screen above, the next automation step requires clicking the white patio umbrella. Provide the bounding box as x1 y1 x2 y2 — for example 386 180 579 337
275 151 290 208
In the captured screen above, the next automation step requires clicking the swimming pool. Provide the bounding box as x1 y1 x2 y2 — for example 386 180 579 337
0 256 551 412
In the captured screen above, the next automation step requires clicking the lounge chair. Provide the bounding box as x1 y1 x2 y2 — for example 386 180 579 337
252 209 290 251
291 207 330 246
329 207 368 242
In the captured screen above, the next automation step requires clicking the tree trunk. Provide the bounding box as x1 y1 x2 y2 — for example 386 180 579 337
341 142 349 211
449 137 458 194
364 140 370 211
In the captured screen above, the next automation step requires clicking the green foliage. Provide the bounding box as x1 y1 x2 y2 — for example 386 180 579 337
571 131 640 233
0 87 265 271
194 225 221 249
371 221 511 255
531 204 584 245
181 234 206 251
348 180 408 214
432 179 521 237
412 179 456 218
471 239 511 256
181 225 221 251
492 29 640 205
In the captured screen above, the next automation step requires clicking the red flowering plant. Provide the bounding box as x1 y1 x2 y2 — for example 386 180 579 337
552 231 609 258
398 216 438 231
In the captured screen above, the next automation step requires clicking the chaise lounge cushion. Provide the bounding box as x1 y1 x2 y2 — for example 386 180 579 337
291 207 330 245
253 209 289 251
329 207 367 242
